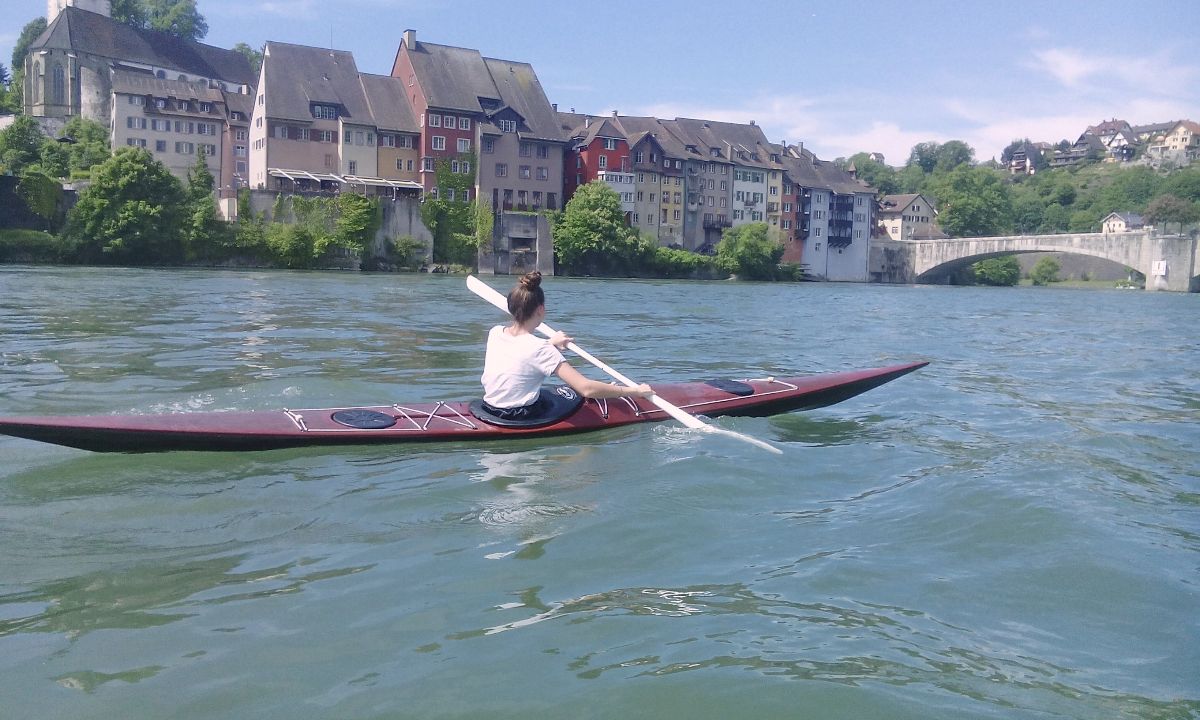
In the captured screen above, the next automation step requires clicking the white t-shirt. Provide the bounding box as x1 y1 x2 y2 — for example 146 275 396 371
481 325 566 408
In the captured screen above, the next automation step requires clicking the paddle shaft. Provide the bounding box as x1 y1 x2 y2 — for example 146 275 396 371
466 276 781 453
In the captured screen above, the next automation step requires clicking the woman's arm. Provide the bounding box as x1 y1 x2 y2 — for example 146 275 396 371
554 362 652 400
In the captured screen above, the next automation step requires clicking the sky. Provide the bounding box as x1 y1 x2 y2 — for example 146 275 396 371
3 0 1197 167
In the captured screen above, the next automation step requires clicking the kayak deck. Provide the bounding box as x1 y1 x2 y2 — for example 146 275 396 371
0 362 928 453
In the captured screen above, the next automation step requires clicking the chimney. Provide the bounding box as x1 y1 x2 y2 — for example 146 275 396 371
612 110 618 117
403 29 416 50
749 120 755 126
552 103 557 111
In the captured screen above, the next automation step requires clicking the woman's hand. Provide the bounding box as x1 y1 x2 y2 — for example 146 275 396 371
548 330 573 350
628 383 654 398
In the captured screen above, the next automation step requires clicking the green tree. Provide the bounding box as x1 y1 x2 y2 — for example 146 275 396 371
36 137 70 177
11 17 47 72
64 148 186 264
934 140 975 173
928 165 1013 237
1029 256 1061 285
843 152 898 195
420 154 478 265
333 192 380 255
552 180 640 275
233 42 263 76
0 115 46 174
908 141 941 173
16 171 61 231
182 150 229 259
1144 194 1200 234
59 117 112 175
110 0 149 27
1161 167 1200 203
971 256 1020 286
144 0 208 39
715 222 783 280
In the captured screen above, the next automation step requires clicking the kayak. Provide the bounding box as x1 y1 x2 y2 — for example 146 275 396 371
0 361 927 453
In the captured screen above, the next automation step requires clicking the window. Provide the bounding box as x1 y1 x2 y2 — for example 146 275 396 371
598 156 608 169
175 141 194 154
483 137 494 154
499 119 516 133
235 145 247 157
537 144 548 159
536 166 548 180
128 95 145 106
423 157 435 171
457 138 471 152
343 130 352 144
348 160 357 174
397 159 405 171
519 165 531 179
432 136 446 150
520 142 532 157
155 140 167 152
547 193 557 210
320 130 335 143
603 138 618 150
236 130 248 141
126 137 147 147
459 117 471 130
444 115 455 128
200 102 212 113
495 163 508 177
635 151 644 163
428 113 441 127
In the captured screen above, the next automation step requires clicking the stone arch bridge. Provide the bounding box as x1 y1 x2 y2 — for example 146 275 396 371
868 230 1200 292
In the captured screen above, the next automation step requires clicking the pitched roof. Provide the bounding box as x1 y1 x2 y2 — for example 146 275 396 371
878 194 931 214
31 6 254 87
110 70 225 103
481 57 563 142
406 41 498 114
403 39 564 142
261 42 371 123
614 115 691 158
358 73 418 133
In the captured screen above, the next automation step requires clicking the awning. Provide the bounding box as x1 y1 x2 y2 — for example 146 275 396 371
341 175 423 190
268 168 343 184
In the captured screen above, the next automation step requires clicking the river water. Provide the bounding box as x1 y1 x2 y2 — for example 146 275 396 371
0 266 1196 719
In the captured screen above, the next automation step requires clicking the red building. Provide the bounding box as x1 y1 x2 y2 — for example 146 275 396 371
560 113 630 201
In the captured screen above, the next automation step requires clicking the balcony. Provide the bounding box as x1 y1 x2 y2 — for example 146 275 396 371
703 215 732 229
766 202 779 212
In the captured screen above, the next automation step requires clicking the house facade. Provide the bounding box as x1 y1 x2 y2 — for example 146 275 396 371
110 72 225 183
249 42 421 197
1102 212 1145 234
878 193 939 242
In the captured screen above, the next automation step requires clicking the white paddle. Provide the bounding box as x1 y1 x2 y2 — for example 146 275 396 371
467 275 781 454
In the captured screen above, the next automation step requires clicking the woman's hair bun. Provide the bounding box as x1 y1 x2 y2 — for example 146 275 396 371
519 270 542 291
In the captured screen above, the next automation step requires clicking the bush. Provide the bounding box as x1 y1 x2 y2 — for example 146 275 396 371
0 228 67 262
971 256 1021 286
1029 256 1061 285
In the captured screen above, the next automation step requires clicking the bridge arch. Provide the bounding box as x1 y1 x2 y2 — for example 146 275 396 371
897 231 1199 291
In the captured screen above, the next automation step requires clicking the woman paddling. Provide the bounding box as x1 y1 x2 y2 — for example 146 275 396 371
481 271 653 420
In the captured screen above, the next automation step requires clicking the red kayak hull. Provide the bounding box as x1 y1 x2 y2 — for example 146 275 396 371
0 362 927 453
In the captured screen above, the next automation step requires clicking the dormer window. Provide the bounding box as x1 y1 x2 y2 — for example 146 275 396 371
499 119 517 133
710 148 720 157
312 104 338 120
200 102 212 112
155 98 167 109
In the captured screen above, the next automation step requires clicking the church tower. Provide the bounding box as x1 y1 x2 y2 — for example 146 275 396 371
47 0 112 23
